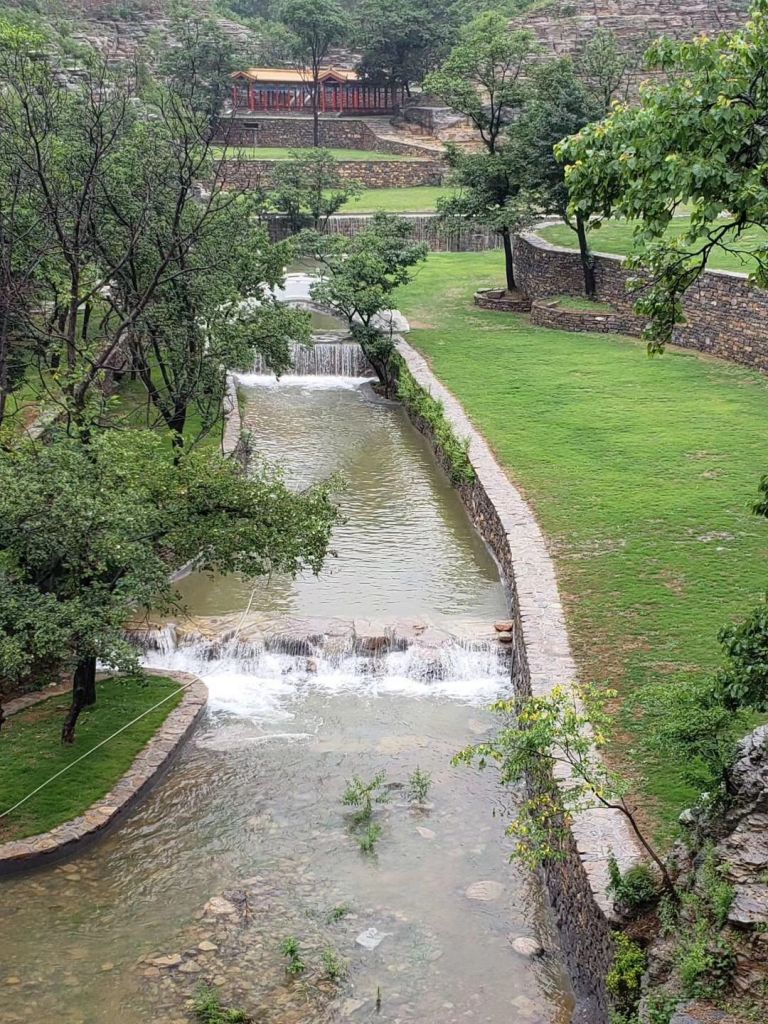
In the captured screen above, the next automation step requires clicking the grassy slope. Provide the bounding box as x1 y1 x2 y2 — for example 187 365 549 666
396 251 768 837
340 186 451 213
212 146 426 162
0 675 183 842
539 218 768 275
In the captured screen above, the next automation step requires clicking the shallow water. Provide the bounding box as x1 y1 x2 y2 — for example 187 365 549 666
0 374 575 1023
177 378 504 625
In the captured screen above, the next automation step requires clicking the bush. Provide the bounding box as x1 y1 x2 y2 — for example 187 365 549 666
716 597 768 712
194 985 248 1024
677 926 735 999
606 932 647 1020
396 365 475 485
607 853 659 913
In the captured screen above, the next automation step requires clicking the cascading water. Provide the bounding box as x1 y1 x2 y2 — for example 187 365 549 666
250 338 373 376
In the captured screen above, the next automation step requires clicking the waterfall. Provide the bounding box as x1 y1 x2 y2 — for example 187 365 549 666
130 621 509 711
250 339 374 377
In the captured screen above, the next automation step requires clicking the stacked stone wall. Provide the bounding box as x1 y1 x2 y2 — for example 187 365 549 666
265 213 502 253
395 341 642 1024
514 233 768 374
219 157 443 190
214 116 437 157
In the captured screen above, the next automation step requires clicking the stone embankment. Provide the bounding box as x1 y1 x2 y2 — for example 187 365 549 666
0 674 207 873
219 157 443 191
395 336 640 1024
515 231 768 374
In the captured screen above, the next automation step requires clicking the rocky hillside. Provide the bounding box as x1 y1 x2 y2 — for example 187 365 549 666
511 0 752 60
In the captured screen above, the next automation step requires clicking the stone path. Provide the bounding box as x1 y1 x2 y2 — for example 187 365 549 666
396 337 641 914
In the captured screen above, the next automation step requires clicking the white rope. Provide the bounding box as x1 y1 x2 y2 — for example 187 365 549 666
0 677 199 822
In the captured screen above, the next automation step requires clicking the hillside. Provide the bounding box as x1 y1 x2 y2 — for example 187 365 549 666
510 0 752 58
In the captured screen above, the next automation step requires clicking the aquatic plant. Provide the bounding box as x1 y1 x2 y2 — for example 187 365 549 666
280 936 306 976
407 767 433 804
342 772 389 824
321 947 348 982
358 822 383 854
193 984 249 1023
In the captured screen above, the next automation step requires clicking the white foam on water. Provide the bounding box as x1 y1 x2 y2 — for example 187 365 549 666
141 641 507 724
235 373 374 390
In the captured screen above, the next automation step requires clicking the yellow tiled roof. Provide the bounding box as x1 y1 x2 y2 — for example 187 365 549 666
231 67 361 84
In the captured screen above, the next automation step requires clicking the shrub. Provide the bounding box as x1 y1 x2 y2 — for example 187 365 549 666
358 822 383 854
396 366 475 485
280 936 306 976
342 772 389 825
607 853 659 913
407 766 432 804
606 932 647 1020
677 927 735 999
699 845 734 928
321 947 348 982
193 985 248 1024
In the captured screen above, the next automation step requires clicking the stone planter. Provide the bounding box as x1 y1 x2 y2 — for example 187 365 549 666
473 287 532 313
531 297 628 334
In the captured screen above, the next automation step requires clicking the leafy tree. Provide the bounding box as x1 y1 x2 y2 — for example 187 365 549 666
277 0 349 147
270 149 361 233
0 431 338 741
157 6 238 117
558 0 768 351
0 15 307 443
424 13 538 155
438 146 534 292
516 58 604 296
453 683 678 898
306 213 428 395
577 28 634 112
354 0 458 99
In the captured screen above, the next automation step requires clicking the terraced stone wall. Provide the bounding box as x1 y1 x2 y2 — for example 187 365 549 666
219 158 444 190
515 232 768 374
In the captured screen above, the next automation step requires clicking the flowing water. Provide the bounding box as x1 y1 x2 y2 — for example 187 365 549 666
0 292 575 1023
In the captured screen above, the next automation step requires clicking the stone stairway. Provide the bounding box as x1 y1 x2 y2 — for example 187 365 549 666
359 117 446 158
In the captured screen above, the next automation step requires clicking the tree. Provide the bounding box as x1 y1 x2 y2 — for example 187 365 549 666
453 683 678 899
270 149 361 233
157 6 238 118
577 28 633 113
438 146 534 292
0 15 308 444
354 0 458 100
424 12 538 155
277 0 349 147
0 431 339 741
516 58 604 297
558 0 768 351
306 213 428 395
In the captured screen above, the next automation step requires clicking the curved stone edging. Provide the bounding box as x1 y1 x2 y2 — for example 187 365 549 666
531 298 628 334
515 230 768 374
474 287 532 313
0 673 207 874
396 338 639 1023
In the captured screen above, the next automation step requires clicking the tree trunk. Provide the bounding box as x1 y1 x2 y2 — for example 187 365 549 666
313 70 320 147
501 230 516 292
576 213 596 299
61 655 97 744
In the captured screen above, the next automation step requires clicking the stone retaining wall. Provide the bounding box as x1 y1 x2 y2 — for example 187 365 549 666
474 288 532 313
214 115 436 157
219 157 443 190
0 674 207 874
396 340 641 1024
515 232 768 373
530 298 631 334
265 213 503 253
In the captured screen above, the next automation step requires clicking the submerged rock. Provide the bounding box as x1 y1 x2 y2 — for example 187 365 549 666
355 927 390 951
465 880 504 902
510 936 544 959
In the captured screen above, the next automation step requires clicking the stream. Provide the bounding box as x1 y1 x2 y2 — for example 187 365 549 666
0 289 575 1024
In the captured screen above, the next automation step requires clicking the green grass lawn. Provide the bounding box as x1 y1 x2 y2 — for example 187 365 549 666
539 218 768 275
213 146 428 162
0 675 183 843
340 185 452 213
396 251 768 838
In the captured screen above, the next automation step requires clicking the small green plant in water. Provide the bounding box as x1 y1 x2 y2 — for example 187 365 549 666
359 822 383 854
321 946 348 982
327 904 350 922
342 772 389 824
280 936 306 976
408 766 432 804
193 985 249 1023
